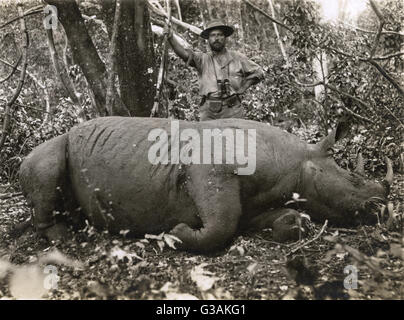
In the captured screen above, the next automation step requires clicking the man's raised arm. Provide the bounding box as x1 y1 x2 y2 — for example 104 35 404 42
166 27 191 62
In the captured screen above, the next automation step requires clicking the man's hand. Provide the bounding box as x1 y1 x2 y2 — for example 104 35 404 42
163 24 190 62
163 23 173 40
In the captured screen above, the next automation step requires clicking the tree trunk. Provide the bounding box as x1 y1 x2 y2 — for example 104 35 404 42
45 0 108 116
268 0 289 65
102 0 155 117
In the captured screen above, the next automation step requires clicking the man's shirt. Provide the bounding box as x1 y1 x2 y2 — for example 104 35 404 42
188 48 264 98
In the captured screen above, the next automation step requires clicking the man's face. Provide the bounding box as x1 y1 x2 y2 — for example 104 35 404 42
208 29 226 52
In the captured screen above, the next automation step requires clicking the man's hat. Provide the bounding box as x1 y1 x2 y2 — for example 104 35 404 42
200 19 234 39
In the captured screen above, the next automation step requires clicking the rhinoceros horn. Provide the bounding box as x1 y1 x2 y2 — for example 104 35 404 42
384 157 394 186
354 152 365 175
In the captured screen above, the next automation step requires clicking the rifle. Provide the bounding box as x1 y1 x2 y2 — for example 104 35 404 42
151 0 172 117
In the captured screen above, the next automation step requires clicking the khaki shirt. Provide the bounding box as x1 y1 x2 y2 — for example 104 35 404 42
188 48 264 98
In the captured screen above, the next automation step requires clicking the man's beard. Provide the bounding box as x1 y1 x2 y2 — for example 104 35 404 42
210 41 225 52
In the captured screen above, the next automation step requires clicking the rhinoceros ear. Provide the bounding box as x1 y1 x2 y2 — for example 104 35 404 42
316 121 350 153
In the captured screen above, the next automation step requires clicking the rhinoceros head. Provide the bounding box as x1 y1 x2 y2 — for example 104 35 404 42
299 122 393 227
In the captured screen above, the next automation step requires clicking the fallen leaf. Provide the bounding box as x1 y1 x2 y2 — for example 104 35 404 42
190 264 219 292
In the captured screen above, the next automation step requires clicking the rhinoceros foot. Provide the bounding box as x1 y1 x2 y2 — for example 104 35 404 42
39 223 69 242
272 210 308 243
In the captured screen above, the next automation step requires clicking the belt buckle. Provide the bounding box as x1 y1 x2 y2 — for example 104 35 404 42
208 100 223 113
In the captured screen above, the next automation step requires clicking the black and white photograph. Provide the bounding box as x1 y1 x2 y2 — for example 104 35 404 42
0 0 403 303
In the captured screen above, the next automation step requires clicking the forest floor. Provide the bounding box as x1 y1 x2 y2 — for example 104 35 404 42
0 175 402 300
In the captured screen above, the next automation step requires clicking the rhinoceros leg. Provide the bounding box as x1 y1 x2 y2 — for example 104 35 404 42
243 208 304 242
170 166 242 253
19 134 71 240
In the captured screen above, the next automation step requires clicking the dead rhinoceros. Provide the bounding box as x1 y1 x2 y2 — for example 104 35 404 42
19 117 393 252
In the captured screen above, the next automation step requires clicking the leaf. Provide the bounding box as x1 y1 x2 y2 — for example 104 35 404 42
135 242 145 249
119 229 130 236
159 282 199 300
190 264 219 292
157 241 165 252
163 234 182 249
228 244 245 256
145 232 164 240
247 262 258 274
110 246 143 263
300 213 311 221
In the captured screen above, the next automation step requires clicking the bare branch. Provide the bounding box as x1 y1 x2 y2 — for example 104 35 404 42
46 27 84 122
0 5 43 29
324 83 372 110
173 0 182 21
0 3 29 151
105 0 122 115
337 19 404 37
267 0 289 65
292 79 374 123
0 55 21 83
369 0 385 58
367 59 404 97
0 58 53 124
151 23 191 48
369 0 385 23
243 0 295 34
328 82 404 128
147 0 202 35
289 220 328 255
372 52 404 61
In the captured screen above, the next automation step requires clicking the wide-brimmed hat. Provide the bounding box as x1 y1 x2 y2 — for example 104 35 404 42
200 19 234 39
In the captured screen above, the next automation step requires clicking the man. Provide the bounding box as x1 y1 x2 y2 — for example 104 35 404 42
166 19 264 121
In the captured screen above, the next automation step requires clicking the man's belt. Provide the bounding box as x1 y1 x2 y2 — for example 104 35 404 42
205 94 240 107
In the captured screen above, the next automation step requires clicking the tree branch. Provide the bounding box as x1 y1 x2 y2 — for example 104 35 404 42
267 0 289 65
337 19 404 37
367 59 404 96
46 27 85 122
0 55 21 83
369 0 385 58
292 79 374 123
151 23 191 48
244 0 403 99
147 0 202 35
243 0 295 34
0 3 28 151
105 0 123 115
0 5 43 29
372 51 404 61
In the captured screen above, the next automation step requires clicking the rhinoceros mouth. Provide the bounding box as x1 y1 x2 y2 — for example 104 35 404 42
356 196 386 225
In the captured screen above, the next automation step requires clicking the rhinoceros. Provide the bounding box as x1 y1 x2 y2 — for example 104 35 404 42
19 117 393 252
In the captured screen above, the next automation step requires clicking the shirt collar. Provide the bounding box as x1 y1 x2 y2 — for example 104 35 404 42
210 48 233 67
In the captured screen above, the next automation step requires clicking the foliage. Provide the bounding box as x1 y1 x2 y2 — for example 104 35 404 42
0 190 402 299
0 98 79 184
